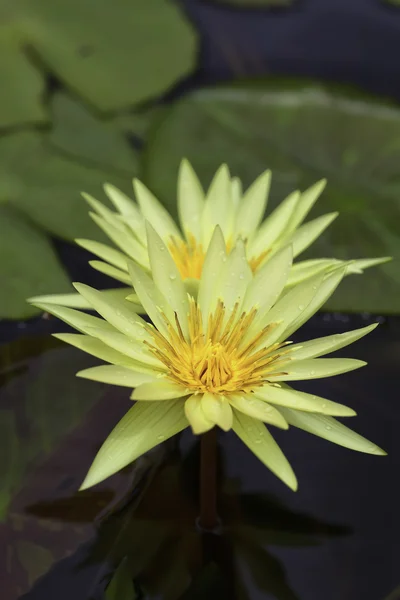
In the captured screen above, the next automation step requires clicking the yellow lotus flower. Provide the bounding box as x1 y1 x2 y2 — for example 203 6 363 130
30 225 385 491
30 160 389 309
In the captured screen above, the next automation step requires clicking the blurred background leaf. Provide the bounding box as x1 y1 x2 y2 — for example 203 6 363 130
0 0 196 123
0 39 48 130
0 205 70 319
143 81 400 313
48 94 139 175
0 131 134 242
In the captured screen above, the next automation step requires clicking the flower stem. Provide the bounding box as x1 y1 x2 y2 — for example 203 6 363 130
199 428 218 530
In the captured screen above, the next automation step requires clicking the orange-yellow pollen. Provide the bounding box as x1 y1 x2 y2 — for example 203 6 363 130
145 299 290 395
168 233 270 280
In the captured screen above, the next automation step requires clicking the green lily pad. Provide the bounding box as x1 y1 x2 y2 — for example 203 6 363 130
0 39 48 130
23 0 196 111
0 131 134 241
0 0 196 127
144 81 400 314
0 205 70 319
49 93 139 175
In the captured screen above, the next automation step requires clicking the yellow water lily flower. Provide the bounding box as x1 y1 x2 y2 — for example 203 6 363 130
30 225 385 491
29 160 389 309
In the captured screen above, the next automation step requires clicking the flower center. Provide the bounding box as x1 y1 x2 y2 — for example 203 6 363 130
168 234 270 281
145 299 289 395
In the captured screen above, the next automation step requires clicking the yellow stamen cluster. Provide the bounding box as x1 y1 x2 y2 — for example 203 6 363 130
168 233 205 280
145 299 289 395
168 233 271 280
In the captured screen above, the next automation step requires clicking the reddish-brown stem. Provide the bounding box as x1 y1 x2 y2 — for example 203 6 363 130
199 428 218 530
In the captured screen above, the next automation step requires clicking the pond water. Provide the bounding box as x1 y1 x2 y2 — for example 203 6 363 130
1 311 399 600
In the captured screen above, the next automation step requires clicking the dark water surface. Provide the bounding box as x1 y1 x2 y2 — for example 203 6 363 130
1 312 399 600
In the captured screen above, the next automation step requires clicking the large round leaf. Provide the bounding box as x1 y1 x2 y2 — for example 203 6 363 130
0 206 70 319
143 81 400 314
0 0 196 128
23 0 197 111
0 38 47 130
0 131 135 241
49 93 138 175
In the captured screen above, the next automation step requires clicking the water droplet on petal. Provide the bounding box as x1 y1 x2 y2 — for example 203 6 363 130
157 434 166 441
254 439 262 444
325 425 332 431
310 370 315 375
239 274 244 280
247 427 253 432
321 403 327 409
298 304 304 310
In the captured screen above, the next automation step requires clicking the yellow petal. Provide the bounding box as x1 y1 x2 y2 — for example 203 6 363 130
131 380 189 401
184 394 214 434
201 392 233 431
228 394 288 429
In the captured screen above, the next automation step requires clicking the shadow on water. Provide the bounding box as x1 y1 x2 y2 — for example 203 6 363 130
1 314 400 600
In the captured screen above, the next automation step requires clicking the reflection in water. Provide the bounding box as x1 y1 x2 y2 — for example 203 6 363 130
1 317 399 600
19 442 350 600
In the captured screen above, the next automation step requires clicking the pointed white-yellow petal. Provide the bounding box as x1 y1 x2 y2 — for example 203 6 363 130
286 259 341 287
128 261 175 337
234 170 271 239
28 288 139 311
131 380 189 400
89 261 131 285
89 212 149 268
254 270 327 346
346 256 392 272
133 178 181 241
77 365 156 387
53 333 135 367
228 394 288 428
82 192 124 229
184 394 214 434
268 357 366 381
86 327 162 371
103 183 139 217
80 399 189 489
73 283 149 341
241 245 292 317
231 176 242 209
197 226 227 323
177 159 205 241
288 212 338 258
288 324 378 360
76 239 129 271
201 393 233 431
279 407 386 455
286 179 327 231
248 190 300 257
283 267 346 339
254 384 356 417
202 164 233 245
145 223 189 337
232 410 297 491
30 302 116 335
212 239 252 318
103 183 147 245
